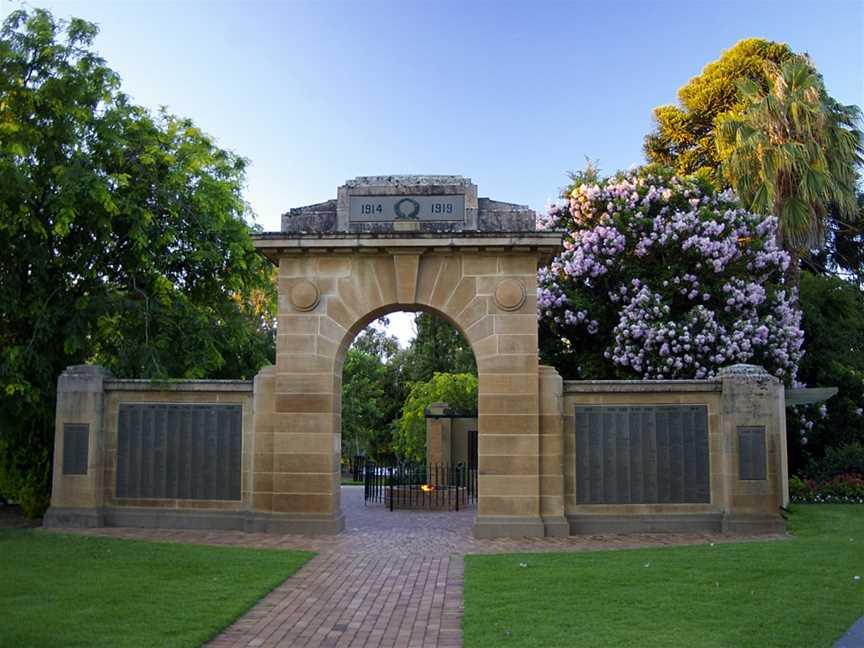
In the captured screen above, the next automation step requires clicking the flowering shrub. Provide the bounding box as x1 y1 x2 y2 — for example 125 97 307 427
790 473 864 504
537 166 804 383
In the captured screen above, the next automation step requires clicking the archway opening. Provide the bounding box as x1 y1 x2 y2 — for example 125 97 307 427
337 309 478 528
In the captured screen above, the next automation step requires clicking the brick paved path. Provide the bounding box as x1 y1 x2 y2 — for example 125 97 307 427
51 486 784 648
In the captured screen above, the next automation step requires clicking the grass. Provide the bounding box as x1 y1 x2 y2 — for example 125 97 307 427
341 477 364 485
464 506 864 648
0 529 314 647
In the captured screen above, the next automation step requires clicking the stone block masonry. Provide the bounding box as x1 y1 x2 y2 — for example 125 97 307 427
45 175 788 538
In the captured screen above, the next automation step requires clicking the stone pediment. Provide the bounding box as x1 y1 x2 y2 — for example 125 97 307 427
281 175 536 233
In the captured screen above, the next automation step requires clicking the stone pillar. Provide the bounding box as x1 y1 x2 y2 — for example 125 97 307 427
246 365 275 530
268 254 345 534
717 364 787 533
538 365 568 537
44 365 112 528
474 255 545 538
426 402 452 466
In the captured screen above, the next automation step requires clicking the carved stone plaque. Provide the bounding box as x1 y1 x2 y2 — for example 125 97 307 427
348 195 465 223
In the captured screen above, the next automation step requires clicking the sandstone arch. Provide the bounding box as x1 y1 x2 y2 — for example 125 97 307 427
251 235 564 537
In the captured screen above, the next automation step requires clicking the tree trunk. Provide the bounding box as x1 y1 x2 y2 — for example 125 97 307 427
785 248 802 301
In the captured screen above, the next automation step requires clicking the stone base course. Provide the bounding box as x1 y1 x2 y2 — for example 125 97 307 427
48 487 787 648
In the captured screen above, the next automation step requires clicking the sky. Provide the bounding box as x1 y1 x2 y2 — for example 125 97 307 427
7 0 864 345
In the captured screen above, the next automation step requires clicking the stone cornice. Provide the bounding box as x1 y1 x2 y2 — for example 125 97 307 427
253 230 564 264
104 379 253 392
563 380 722 393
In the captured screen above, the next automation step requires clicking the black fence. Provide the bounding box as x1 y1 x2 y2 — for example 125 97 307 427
364 462 477 511
348 456 369 482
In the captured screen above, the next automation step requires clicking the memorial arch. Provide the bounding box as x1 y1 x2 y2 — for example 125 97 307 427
46 175 789 538
251 175 567 538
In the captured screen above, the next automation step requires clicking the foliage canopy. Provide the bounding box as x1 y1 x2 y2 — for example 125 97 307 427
0 9 275 514
787 272 864 472
645 38 863 284
644 38 793 180
400 312 476 383
394 372 478 462
717 56 863 288
341 348 401 462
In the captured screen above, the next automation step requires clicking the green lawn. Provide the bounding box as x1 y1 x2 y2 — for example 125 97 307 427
0 530 313 647
464 506 864 648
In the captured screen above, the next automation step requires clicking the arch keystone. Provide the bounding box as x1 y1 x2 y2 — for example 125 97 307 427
393 253 420 304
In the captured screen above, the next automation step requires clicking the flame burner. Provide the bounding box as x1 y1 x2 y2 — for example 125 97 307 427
362 462 477 511
383 484 468 511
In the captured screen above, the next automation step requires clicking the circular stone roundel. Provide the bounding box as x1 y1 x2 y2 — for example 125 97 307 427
290 280 320 311
494 279 526 311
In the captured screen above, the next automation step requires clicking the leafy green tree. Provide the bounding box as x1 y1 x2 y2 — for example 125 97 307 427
341 350 390 461
393 372 477 462
788 272 864 473
717 56 863 290
645 39 863 285
645 38 793 180
401 312 476 383
350 317 400 362
341 313 479 462
811 191 864 285
0 9 275 515
344 317 405 461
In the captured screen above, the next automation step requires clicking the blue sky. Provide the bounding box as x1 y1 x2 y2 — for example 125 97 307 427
9 0 864 343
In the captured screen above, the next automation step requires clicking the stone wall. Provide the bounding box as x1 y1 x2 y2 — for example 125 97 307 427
43 175 789 538
45 362 787 536
45 367 256 530
560 365 787 534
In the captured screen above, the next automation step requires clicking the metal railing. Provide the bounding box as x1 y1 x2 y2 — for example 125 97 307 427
348 456 368 482
363 461 477 511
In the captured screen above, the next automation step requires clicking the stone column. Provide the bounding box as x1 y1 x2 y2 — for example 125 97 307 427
44 364 112 528
717 364 787 533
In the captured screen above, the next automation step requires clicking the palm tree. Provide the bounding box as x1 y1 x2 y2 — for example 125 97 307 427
717 56 863 292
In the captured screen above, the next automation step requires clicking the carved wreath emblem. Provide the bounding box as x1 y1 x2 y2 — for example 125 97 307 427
393 197 420 220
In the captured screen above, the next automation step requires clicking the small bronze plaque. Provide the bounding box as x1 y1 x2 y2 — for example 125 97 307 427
62 423 89 475
738 426 767 480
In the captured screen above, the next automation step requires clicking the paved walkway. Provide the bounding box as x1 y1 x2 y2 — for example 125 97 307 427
834 617 864 648
50 487 784 648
